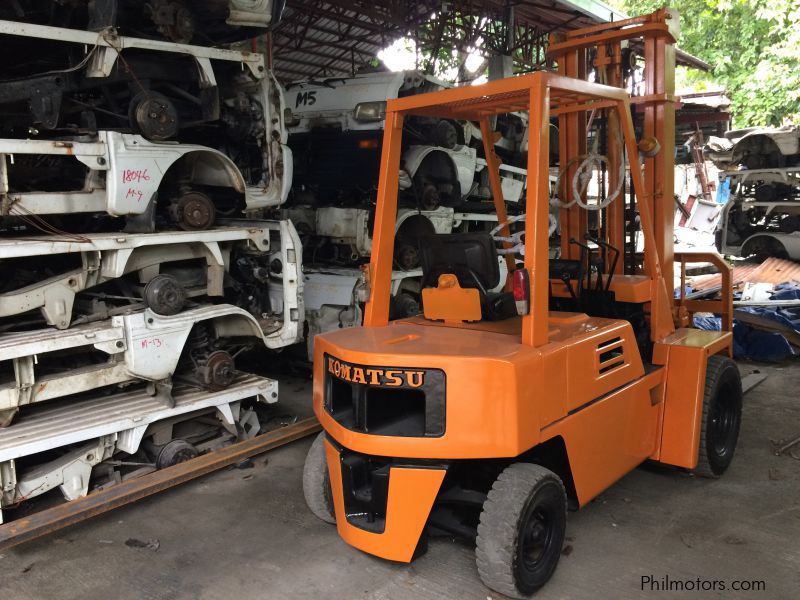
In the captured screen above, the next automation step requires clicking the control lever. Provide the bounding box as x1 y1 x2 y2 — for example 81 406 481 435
582 235 604 291
561 271 577 300
569 238 592 297
584 234 620 292
467 268 488 297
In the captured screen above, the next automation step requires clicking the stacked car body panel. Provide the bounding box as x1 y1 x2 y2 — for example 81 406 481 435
711 127 800 260
0 3 302 524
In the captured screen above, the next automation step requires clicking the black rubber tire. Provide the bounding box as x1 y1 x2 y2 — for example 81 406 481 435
476 463 567 599
695 355 743 478
302 432 336 524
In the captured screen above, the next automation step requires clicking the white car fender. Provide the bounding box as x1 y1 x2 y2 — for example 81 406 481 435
122 305 267 381
403 145 477 198
104 132 247 216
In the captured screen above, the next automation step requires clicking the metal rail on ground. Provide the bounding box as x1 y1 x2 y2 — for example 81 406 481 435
0 417 320 551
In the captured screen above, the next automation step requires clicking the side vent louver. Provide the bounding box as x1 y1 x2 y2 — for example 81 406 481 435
597 336 626 375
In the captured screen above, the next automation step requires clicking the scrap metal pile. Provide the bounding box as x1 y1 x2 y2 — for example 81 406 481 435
674 125 800 361
710 127 800 261
0 1 300 525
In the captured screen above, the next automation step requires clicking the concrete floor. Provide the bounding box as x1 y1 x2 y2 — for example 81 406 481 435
1 361 799 600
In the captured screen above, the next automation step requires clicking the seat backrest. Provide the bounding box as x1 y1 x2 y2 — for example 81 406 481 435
419 233 500 291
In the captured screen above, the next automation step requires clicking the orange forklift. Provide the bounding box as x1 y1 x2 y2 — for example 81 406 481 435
303 10 742 598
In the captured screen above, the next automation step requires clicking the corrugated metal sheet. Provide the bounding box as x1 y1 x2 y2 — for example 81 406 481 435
273 1 438 82
743 257 800 285
685 258 800 294
686 263 758 293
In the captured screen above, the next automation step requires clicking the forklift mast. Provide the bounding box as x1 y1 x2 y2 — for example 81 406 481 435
548 9 733 339
548 9 677 318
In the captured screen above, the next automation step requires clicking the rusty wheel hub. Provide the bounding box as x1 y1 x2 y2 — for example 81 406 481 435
199 350 236 391
143 274 187 315
130 92 179 141
175 191 215 231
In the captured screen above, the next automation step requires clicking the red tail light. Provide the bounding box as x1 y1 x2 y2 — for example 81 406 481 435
512 269 530 315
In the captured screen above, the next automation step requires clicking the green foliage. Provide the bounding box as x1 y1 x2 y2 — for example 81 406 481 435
609 0 800 126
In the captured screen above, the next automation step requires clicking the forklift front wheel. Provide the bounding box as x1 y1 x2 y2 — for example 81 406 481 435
695 355 743 478
476 463 567 599
302 432 336 524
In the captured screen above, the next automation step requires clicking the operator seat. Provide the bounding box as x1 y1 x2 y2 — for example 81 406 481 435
418 233 517 321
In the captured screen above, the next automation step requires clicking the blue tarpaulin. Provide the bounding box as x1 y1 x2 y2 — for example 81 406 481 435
770 282 800 301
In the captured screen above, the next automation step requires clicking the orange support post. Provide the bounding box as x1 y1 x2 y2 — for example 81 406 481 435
363 111 404 327
556 48 587 260
522 79 552 347
614 99 675 342
643 23 677 297
597 42 625 274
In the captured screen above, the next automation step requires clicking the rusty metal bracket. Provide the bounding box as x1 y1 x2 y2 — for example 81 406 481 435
0 417 320 551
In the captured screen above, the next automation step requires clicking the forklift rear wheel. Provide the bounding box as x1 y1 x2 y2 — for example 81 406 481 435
302 432 336 524
695 355 742 477
476 463 567 599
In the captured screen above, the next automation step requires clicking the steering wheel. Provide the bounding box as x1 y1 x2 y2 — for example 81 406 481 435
489 214 558 257
490 214 526 256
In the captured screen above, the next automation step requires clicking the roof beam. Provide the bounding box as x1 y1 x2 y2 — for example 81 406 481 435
285 2 394 34
273 34 377 61
275 17 383 48
272 64 317 78
313 0 415 30
274 53 348 72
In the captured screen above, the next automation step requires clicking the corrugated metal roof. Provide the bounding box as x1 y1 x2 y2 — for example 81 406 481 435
271 0 705 83
272 1 437 82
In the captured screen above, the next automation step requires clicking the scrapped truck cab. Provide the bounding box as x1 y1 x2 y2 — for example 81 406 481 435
303 11 742 599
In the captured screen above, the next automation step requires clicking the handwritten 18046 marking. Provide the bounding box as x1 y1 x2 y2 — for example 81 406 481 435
122 169 151 183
